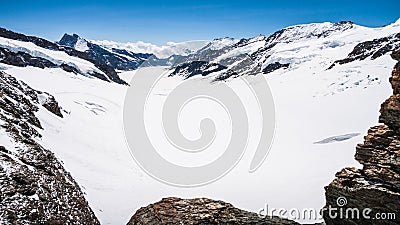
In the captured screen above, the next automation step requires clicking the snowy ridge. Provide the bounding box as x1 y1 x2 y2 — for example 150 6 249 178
205 37 239 50
267 21 354 43
169 20 400 85
0 36 103 75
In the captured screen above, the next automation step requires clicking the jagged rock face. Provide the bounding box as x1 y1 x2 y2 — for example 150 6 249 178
127 197 299 225
324 167 400 225
40 95 64 118
59 33 154 71
380 58 400 130
0 71 100 225
323 50 400 224
0 27 126 84
355 125 400 187
58 34 83 49
328 33 400 69
380 95 400 130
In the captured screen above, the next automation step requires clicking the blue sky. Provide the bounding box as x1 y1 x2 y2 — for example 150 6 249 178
1 0 398 45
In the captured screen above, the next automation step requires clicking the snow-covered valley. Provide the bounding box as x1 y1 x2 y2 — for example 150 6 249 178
0 19 399 224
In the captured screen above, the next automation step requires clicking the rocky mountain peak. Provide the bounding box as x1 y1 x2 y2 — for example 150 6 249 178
59 33 80 47
59 33 89 52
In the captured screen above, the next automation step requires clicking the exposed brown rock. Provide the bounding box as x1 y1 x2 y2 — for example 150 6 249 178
355 125 400 187
127 197 300 225
389 70 400 95
323 50 400 224
324 167 400 225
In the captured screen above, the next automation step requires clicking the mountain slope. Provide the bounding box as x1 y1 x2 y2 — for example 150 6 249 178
0 71 100 224
168 20 400 81
0 28 126 84
328 32 400 69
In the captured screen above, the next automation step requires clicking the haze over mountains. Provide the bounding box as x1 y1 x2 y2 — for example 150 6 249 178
0 18 399 224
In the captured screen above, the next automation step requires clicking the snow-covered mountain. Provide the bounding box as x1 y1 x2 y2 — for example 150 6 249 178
169 20 400 84
59 33 155 71
0 19 400 225
0 27 127 84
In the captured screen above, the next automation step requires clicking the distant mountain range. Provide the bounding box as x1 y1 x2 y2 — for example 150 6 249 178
1 19 399 86
0 28 208 85
168 20 400 81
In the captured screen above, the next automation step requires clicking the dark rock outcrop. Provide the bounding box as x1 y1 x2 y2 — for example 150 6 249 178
328 33 400 69
0 27 126 84
40 94 64 118
169 61 229 79
323 50 400 224
127 197 299 225
0 71 99 224
262 62 290 74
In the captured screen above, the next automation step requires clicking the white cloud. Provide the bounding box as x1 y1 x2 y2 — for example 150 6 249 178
91 39 209 58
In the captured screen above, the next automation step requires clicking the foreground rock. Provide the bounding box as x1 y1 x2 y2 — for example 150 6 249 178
127 197 299 225
0 71 100 224
323 50 400 224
